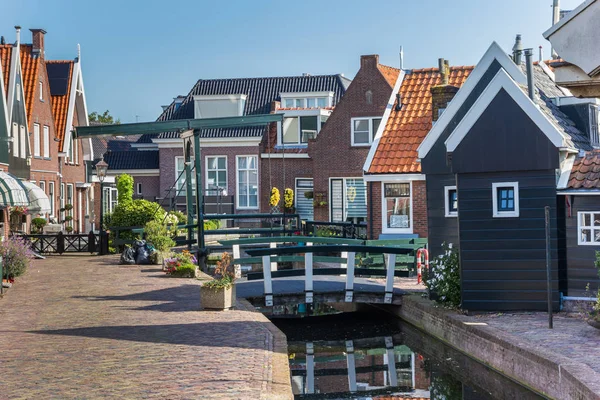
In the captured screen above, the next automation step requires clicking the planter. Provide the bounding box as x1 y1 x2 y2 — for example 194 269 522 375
200 284 236 310
587 318 600 330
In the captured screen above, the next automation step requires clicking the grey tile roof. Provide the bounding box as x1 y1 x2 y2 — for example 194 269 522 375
104 150 159 170
138 74 350 143
520 64 592 151
92 135 141 161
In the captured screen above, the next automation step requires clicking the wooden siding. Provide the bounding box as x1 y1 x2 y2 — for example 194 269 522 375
421 59 502 175
457 171 560 311
426 174 459 259
564 195 600 296
451 89 559 174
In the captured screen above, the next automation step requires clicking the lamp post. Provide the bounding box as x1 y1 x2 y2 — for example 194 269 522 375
95 160 108 255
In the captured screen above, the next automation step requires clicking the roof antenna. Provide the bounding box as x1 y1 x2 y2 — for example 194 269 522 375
539 46 543 62
399 46 404 70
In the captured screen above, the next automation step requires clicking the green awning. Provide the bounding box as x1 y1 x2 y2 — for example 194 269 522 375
0 172 29 207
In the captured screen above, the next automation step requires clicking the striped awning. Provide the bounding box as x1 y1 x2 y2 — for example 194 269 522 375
20 180 51 215
0 172 29 207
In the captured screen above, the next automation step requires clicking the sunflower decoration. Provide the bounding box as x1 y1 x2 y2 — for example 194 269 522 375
284 188 294 209
270 187 281 207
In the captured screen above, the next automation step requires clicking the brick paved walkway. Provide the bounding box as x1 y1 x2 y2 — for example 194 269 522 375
473 312 600 375
0 255 292 399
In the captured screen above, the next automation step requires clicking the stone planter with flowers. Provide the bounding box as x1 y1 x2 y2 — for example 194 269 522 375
200 252 236 310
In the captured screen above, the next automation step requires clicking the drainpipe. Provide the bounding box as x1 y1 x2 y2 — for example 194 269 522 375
552 0 560 59
525 48 535 101
369 182 374 240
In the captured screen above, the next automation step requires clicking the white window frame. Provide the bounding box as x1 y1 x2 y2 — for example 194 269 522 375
577 211 600 246
39 81 43 101
492 182 519 218
351 117 382 146
280 91 334 109
33 124 40 157
20 125 26 158
205 155 228 193
236 155 259 210
12 123 18 157
175 156 196 194
444 185 458 217
136 182 142 195
43 125 50 158
276 109 330 146
330 177 368 223
48 181 55 217
381 181 413 234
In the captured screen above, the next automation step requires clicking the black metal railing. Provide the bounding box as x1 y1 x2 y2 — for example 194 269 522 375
19 232 98 254
302 220 367 240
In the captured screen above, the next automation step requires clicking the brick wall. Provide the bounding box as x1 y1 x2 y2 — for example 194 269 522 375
133 175 160 200
259 157 312 213
61 108 87 233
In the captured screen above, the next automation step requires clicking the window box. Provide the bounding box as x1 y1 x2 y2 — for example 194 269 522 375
492 182 519 218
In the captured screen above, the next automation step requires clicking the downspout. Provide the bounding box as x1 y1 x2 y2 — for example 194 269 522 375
369 181 374 240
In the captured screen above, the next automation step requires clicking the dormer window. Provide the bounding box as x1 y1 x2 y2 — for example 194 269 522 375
193 94 247 119
590 104 599 147
280 92 333 109
277 109 330 146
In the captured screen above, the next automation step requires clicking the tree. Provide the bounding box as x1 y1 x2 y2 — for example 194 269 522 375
89 110 121 124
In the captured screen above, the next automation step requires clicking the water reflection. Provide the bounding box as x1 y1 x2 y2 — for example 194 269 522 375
270 306 546 400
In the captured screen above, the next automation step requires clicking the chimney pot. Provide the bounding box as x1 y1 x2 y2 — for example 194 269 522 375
524 48 536 101
512 34 523 65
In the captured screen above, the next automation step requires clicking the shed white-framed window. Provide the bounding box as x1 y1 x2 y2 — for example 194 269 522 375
382 182 412 232
33 124 41 157
351 117 382 146
43 125 50 158
20 125 26 158
236 155 258 209
578 212 600 245
136 182 142 195
175 156 196 194
39 81 43 101
492 182 519 218
444 186 458 217
206 156 227 195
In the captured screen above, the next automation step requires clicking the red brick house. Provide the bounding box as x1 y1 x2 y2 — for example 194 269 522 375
260 55 400 225
363 62 473 239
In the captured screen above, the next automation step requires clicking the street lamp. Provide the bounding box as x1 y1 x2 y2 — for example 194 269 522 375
95 160 108 255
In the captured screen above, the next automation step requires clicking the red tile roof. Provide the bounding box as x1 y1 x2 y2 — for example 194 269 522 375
568 150 600 189
47 60 74 152
0 44 11 96
19 45 41 123
367 66 474 174
378 64 401 87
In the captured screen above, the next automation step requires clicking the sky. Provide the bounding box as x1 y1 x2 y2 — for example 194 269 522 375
0 0 584 123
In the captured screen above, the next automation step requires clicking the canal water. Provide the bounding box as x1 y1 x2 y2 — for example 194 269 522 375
263 304 546 400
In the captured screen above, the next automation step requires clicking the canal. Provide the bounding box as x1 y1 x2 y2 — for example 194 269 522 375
258 303 547 400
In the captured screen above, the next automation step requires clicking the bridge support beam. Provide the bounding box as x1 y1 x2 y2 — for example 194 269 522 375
385 336 398 387
306 342 315 394
346 340 357 393
305 242 313 304
384 254 396 304
262 255 273 306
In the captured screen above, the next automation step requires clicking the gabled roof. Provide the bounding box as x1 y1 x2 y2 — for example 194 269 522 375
137 74 350 143
0 45 11 94
366 66 473 174
543 0 597 39
377 64 401 87
567 150 600 190
46 60 74 151
19 44 41 122
104 150 159 170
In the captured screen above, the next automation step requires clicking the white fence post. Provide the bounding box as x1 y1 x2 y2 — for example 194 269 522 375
384 253 396 304
346 340 357 393
270 242 278 271
233 244 242 278
385 336 398 387
306 342 315 394
305 242 313 304
345 252 355 302
262 255 273 306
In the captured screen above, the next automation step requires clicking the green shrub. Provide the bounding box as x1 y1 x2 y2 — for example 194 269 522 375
165 211 187 237
168 262 196 278
0 236 33 279
116 174 134 204
144 220 175 252
204 219 220 231
110 199 166 241
423 242 461 307
31 217 47 233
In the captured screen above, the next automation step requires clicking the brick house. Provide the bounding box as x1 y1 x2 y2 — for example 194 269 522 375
104 75 349 217
259 55 400 225
363 61 473 239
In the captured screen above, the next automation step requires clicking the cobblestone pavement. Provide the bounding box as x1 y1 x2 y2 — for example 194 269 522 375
473 312 600 374
0 255 292 399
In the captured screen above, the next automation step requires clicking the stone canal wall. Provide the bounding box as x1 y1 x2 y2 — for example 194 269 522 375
385 295 600 400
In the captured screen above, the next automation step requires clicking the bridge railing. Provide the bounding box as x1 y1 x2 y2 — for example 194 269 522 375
244 244 418 306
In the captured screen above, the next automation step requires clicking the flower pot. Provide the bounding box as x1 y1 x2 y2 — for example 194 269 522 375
587 318 600 330
200 284 236 310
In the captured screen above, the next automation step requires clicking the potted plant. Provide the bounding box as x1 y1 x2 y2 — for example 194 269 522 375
164 252 197 278
65 226 74 233
31 217 47 234
588 293 600 329
284 188 295 213
200 252 236 310
144 219 175 265
269 187 281 214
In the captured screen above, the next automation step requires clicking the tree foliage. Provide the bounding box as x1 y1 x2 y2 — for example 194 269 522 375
89 110 121 125
110 200 166 241
116 174 134 204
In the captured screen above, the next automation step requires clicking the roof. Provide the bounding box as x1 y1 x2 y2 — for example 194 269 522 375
567 150 600 189
137 74 350 143
0 44 11 94
543 0 597 38
91 133 140 161
19 44 41 122
378 64 401 87
46 60 74 151
368 66 473 174
104 150 159 170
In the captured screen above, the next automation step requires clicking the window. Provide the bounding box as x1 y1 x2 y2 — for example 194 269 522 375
67 136 74 163
103 186 118 214
16 83 20 101
278 113 329 145
444 186 458 217
206 156 227 195
330 178 367 223
351 117 382 146
12 123 18 157
193 94 247 119
39 181 45 192
295 178 314 220
492 182 519 218
43 126 50 158
20 125 26 158
33 124 40 157
66 184 74 228
237 156 258 209
48 181 55 216
590 104 599 147
137 182 142 195
39 81 43 101
383 183 411 230
60 183 65 220
175 157 196 194
282 96 330 108
578 212 600 245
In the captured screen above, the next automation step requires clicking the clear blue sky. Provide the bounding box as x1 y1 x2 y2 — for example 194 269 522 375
1 0 583 123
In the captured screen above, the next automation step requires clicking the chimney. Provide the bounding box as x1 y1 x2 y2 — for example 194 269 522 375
431 58 459 123
30 28 46 57
360 54 379 70
512 34 523 64
552 0 560 59
0 36 4 45
525 48 536 101
539 46 543 62
14 26 21 45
